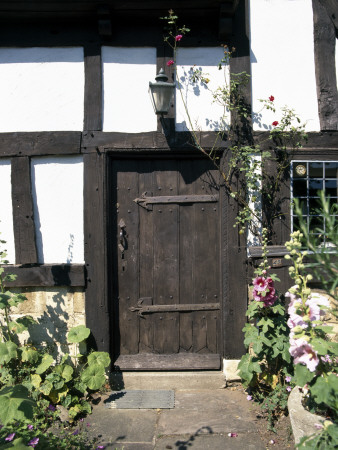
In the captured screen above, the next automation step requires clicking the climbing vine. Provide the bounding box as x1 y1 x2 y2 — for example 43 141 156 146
161 9 307 241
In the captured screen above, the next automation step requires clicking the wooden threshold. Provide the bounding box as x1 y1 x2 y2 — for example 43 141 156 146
113 353 221 371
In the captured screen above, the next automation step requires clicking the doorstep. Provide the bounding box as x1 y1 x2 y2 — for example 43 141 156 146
110 371 227 390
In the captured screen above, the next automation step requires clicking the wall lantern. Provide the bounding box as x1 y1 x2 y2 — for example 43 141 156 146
149 68 175 115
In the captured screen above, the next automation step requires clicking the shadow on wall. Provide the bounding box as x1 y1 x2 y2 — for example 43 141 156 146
12 287 86 360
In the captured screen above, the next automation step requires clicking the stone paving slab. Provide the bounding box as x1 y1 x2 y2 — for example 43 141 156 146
85 388 270 449
154 434 266 450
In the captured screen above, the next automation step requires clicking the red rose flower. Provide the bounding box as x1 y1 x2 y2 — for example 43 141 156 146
269 95 274 102
167 60 174 66
175 35 183 42
272 121 279 126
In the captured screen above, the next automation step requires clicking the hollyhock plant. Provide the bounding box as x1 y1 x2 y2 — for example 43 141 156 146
28 437 39 448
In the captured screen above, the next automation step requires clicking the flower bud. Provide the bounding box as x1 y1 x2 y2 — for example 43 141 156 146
284 254 291 260
306 274 313 281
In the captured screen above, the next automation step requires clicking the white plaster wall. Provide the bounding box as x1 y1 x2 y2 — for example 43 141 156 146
31 156 84 264
249 0 320 131
176 48 229 131
102 47 157 132
247 154 262 247
0 47 84 132
0 160 15 263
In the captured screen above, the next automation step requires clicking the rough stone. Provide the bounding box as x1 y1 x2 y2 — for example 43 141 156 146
223 359 241 382
288 386 323 445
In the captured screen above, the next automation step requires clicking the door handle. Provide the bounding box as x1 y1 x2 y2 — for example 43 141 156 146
118 218 126 253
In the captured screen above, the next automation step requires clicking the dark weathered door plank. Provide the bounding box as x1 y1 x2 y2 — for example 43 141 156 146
152 160 179 354
116 160 140 354
178 160 195 352
138 161 155 353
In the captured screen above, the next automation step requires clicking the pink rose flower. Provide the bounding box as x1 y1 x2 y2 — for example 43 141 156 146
175 35 183 41
167 60 174 66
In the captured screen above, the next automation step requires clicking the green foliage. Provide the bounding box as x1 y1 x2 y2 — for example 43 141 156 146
0 234 111 428
0 400 101 449
297 422 338 449
238 230 293 428
0 385 35 425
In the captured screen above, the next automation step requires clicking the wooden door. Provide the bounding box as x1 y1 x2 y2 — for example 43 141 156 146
110 157 222 370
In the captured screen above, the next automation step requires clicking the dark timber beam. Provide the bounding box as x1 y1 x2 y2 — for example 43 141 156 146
0 132 81 157
11 157 38 264
2 264 85 287
83 151 110 352
222 0 251 359
312 0 338 130
84 43 103 131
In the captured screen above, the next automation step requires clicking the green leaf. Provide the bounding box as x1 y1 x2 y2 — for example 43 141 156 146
0 293 11 309
0 385 36 425
30 374 42 389
61 364 74 382
87 351 111 368
0 341 18 364
310 374 338 411
67 325 90 343
0 437 30 449
16 316 37 327
40 380 53 396
237 354 261 387
81 364 106 390
21 347 39 364
293 363 315 387
35 354 54 375
8 321 27 334
8 293 27 308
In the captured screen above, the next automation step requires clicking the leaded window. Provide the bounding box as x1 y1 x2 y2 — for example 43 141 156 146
291 161 338 245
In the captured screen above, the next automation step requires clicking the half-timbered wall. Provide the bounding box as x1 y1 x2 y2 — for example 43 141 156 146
0 0 337 362
0 160 15 263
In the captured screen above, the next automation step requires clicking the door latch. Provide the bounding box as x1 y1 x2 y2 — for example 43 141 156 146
118 218 127 254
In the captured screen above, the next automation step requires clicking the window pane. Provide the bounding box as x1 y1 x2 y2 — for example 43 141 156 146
309 162 323 178
309 216 324 231
325 162 338 177
293 179 307 197
309 197 321 215
325 179 337 197
309 179 323 196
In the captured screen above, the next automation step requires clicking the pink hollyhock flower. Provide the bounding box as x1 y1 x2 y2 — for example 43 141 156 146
175 34 183 41
253 276 269 292
166 60 174 66
28 437 39 448
272 121 279 126
228 432 238 437
263 293 277 307
252 288 262 302
269 95 275 102
5 433 15 442
287 311 307 331
306 294 329 323
290 339 319 372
